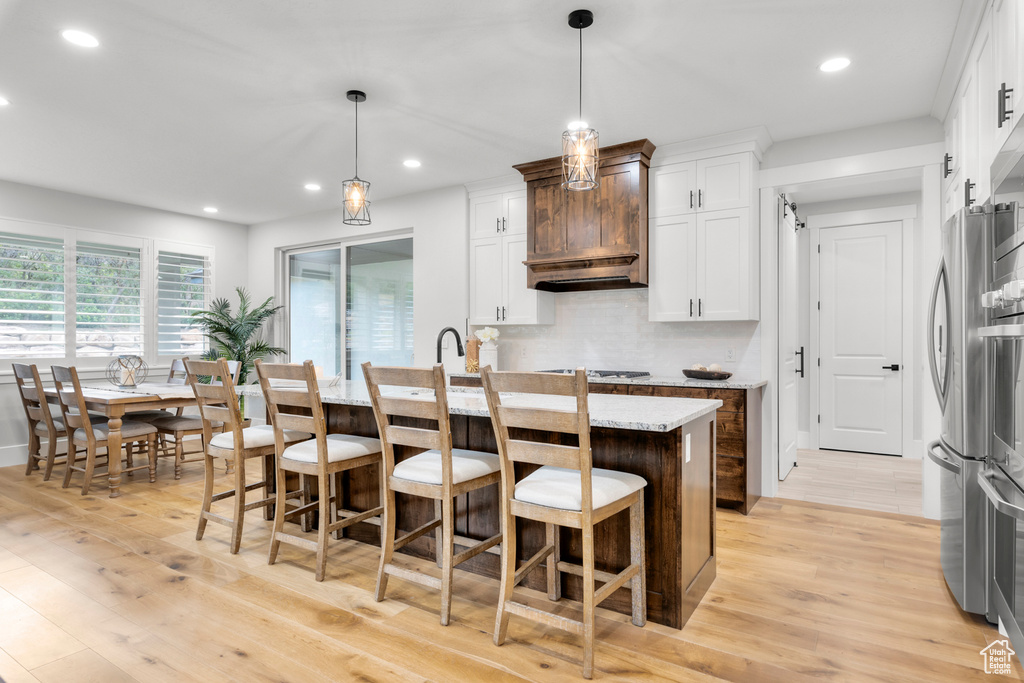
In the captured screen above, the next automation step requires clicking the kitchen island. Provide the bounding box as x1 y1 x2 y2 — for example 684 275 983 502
239 381 721 630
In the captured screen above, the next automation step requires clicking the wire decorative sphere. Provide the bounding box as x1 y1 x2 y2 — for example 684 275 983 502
106 355 149 387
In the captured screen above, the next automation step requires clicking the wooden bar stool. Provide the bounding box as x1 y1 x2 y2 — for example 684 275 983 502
52 365 158 496
14 362 69 480
481 366 648 679
363 362 502 626
256 359 384 582
184 357 302 554
150 358 241 479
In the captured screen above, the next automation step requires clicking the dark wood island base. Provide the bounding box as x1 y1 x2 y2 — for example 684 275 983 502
323 403 716 630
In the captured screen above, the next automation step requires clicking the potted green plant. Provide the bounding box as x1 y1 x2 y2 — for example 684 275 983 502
190 287 285 386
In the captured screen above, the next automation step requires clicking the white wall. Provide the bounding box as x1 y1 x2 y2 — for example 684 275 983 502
246 184 469 375
762 117 944 169
0 179 249 467
476 289 760 380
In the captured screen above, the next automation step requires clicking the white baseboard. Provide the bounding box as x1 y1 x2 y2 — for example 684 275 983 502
0 443 27 468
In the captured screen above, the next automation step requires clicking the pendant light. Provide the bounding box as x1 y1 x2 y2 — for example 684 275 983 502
343 89 371 225
562 9 598 192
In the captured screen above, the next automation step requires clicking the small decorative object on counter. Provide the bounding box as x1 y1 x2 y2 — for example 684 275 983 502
105 355 148 387
466 338 480 373
476 326 499 371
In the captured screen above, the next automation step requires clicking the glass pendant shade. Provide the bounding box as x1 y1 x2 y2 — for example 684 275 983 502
342 176 371 225
561 126 599 191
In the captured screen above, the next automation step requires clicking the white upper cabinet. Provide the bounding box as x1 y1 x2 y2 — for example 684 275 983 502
994 0 1021 152
468 185 552 325
648 149 758 321
650 152 751 217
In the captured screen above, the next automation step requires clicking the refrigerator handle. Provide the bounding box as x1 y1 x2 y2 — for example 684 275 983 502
978 470 1024 521
927 260 952 410
927 440 962 475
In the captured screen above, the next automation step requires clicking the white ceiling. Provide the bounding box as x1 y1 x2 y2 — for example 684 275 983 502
0 0 969 224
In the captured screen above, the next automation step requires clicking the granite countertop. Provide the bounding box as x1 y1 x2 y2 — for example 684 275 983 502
237 380 721 433
448 372 768 390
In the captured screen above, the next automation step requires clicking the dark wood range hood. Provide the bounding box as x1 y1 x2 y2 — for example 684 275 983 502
513 139 655 292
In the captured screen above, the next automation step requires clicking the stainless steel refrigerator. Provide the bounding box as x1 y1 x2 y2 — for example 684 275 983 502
927 204 995 619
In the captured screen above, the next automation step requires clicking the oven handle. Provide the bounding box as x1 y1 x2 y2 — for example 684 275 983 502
926 440 961 475
978 470 1024 521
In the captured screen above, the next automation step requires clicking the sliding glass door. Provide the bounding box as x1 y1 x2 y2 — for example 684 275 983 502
285 237 413 378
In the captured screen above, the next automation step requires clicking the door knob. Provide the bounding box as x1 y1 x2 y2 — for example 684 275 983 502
882 364 900 371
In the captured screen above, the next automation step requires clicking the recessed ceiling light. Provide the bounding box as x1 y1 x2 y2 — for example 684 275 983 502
0 96 9 107
403 160 421 168
304 183 322 191
203 207 219 214
61 29 100 48
819 57 850 73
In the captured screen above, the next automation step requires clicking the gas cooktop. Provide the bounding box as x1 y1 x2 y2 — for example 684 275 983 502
540 369 651 379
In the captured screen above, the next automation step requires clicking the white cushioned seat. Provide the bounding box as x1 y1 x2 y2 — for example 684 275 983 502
392 448 499 486
281 434 381 464
514 466 647 511
150 415 222 432
208 424 309 451
74 419 158 442
35 420 64 435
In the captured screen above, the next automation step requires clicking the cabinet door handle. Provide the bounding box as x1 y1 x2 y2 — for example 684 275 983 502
965 179 975 207
943 153 952 178
689 190 694 209
690 298 693 316
502 217 506 232
999 82 1015 128
502 306 506 321
496 306 500 321
796 346 805 378
698 298 703 316
698 189 703 208
496 218 500 233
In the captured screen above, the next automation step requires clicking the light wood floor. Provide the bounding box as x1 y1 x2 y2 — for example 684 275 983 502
0 460 1017 682
777 448 923 517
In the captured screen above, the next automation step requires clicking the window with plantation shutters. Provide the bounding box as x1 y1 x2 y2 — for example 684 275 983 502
157 249 210 356
75 241 143 357
0 231 66 358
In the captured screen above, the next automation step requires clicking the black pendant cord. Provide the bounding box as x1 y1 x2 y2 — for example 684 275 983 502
578 26 583 123
353 99 359 179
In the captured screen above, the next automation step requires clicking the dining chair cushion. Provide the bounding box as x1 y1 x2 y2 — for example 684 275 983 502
392 448 500 486
281 434 381 464
34 420 67 436
74 419 158 443
514 465 647 512
150 415 222 432
52 414 114 434
209 424 309 451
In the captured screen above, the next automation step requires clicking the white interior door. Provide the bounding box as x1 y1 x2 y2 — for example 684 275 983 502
818 221 903 455
779 198 799 479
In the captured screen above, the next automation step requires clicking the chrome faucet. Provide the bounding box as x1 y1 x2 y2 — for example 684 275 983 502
436 327 465 364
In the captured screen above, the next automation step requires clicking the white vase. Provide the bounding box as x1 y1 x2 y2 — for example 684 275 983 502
478 341 498 372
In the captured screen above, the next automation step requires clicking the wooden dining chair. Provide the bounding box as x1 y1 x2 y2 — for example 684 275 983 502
256 359 384 581
184 358 296 554
150 357 241 479
362 362 502 626
480 366 648 679
14 363 69 480
51 365 159 496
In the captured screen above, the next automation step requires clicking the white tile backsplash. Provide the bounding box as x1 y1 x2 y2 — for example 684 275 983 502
472 289 761 380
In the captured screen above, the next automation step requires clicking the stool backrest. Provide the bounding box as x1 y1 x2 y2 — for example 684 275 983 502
255 360 327 463
182 358 242 449
50 365 97 446
480 367 594 512
13 363 60 436
362 363 452 488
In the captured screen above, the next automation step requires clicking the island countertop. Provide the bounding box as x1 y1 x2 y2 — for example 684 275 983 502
447 372 767 390
237 380 722 433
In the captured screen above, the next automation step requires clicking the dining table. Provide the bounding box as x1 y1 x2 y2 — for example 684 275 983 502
44 382 199 498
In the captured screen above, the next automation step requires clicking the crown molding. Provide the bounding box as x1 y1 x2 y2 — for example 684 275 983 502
652 126 773 166
464 174 524 196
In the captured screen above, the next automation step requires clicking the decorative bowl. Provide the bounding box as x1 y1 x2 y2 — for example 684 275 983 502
682 369 733 381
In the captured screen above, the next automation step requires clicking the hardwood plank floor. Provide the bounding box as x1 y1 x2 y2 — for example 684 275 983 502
0 461 1018 682
778 448 923 516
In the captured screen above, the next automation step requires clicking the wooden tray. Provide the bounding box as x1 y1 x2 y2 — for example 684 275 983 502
682 369 733 380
